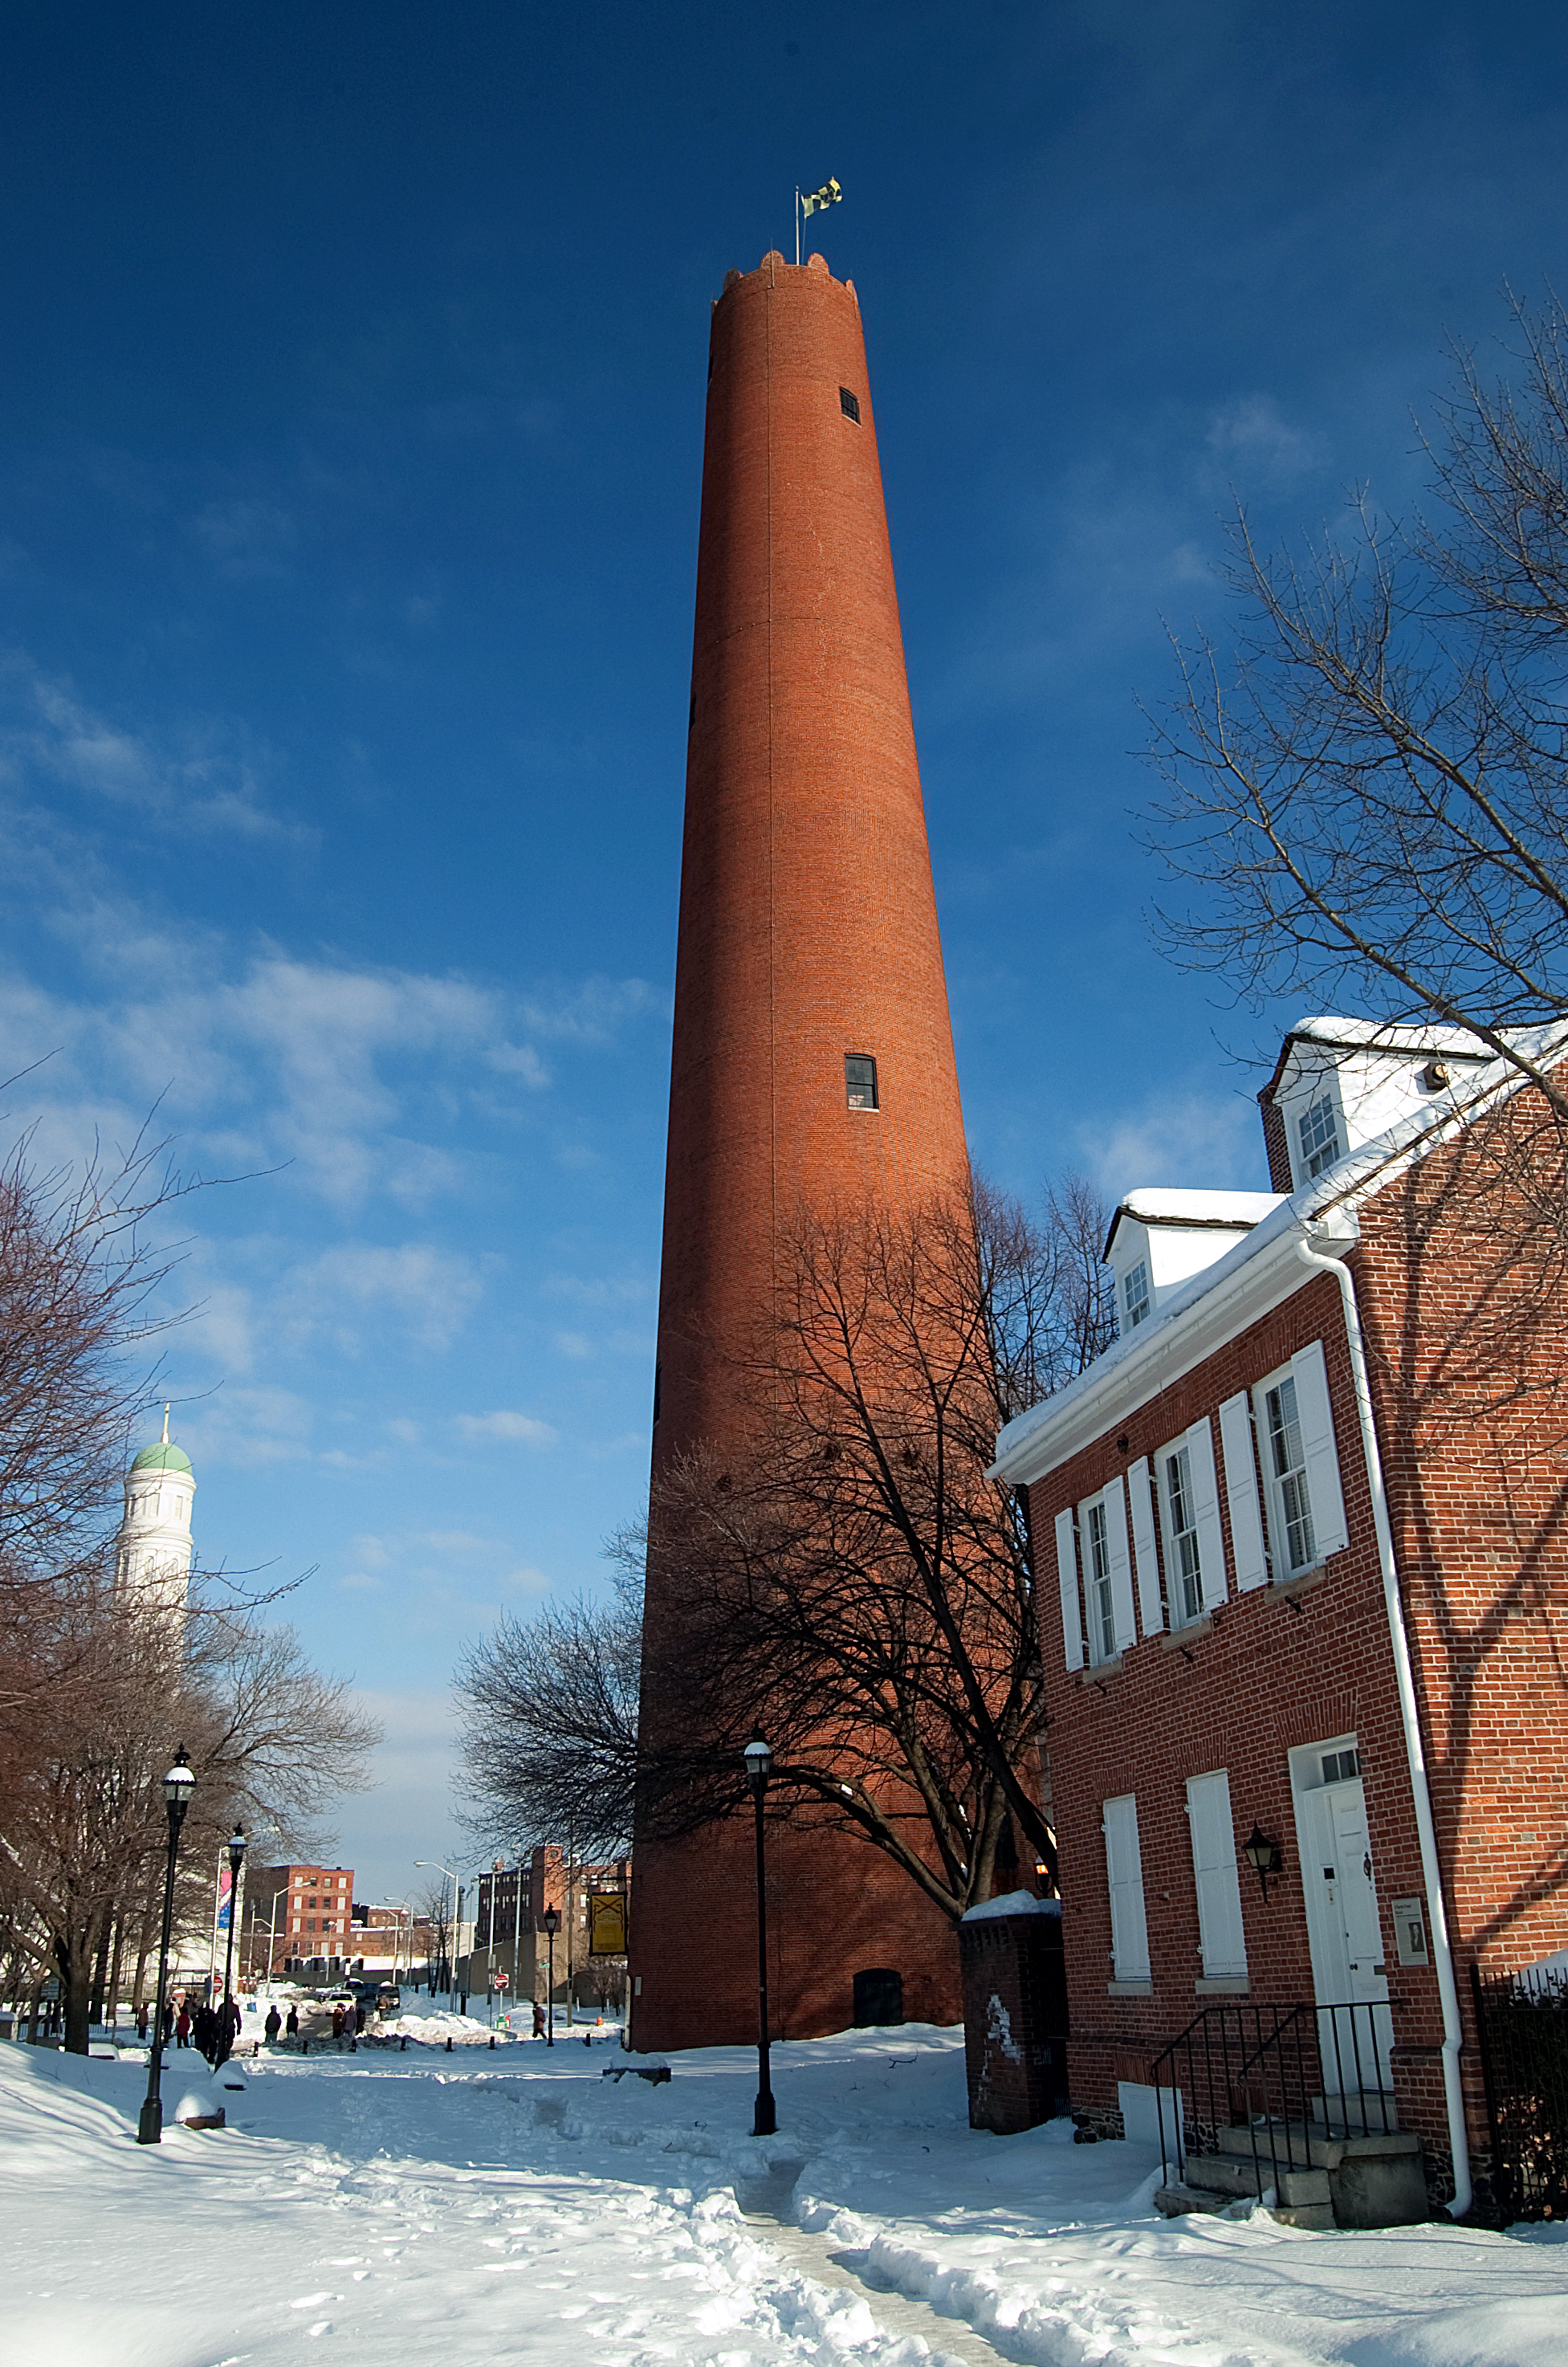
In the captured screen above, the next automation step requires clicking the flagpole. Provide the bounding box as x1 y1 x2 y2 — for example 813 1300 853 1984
794 187 800 267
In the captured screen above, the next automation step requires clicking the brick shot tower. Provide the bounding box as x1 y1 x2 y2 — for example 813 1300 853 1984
628 250 972 2052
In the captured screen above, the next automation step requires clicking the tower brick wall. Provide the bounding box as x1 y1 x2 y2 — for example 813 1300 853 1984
629 252 971 2052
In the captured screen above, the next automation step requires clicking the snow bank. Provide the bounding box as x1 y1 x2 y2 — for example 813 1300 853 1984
1 2018 1563 2365
959 1888 1061 1921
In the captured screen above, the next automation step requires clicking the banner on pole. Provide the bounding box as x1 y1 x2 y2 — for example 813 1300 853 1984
588 1892 628 1957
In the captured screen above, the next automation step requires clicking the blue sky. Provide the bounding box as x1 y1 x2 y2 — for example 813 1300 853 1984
4 0 1566 1905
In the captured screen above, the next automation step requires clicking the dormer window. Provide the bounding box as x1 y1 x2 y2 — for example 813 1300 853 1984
1297 1094 1342 1179
1122 1259 1150 1331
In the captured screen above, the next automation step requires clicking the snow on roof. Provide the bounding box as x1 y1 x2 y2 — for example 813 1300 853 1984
994 1015 1568 1478
1104 1190 1283 1259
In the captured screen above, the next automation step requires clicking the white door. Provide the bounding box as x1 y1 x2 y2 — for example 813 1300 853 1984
1303 1778 1393 2101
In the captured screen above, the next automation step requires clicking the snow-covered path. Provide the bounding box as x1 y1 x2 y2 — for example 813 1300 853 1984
2 2021 1562 2365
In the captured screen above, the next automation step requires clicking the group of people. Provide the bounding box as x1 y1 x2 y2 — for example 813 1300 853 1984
168 1992 242 2063
262 2002 300 2043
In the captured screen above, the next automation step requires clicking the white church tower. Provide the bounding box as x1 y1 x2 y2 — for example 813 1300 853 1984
115 1407 196 1611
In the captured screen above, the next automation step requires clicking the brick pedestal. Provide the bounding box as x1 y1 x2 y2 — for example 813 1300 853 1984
959 1896 1069 2133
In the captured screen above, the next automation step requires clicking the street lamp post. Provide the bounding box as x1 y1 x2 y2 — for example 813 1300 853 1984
413 1860 460 2006
541 1904 560 2046
743 1733 776 2137
215 1825 246 2067
137 1749 197 2146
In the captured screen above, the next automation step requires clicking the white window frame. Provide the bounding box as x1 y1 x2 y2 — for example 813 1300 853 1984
1077 1475 1137 1664
1155 1417 1227 1624
1122 1258 1151 1331
1102 1793 1151 1982
1252 1339 1349 1580
1296 1090 1342 1181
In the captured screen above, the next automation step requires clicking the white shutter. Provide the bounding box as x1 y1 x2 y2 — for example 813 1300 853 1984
1291 1338 1349 1558
1102 1794 1151 1980
1102 1475 1137 1655
1185 1770 1248 1979
1187 1416 1228 1611
1127 1455 1163 1636
1055 1505 1084 1672
1218 1391 1269 1592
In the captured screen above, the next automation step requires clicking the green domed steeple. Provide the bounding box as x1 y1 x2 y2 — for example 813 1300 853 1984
130 1440 193 1478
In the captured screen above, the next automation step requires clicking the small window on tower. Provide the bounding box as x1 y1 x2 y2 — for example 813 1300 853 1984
839 386 861 422
845 1054 878 1110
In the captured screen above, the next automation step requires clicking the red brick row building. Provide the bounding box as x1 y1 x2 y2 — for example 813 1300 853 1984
992 1017 1568 2215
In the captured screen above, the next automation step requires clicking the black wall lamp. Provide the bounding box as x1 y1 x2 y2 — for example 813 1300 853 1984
1243 1823 1284 1900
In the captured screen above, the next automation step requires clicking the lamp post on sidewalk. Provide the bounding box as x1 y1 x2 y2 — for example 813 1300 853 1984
137 1750 196 2145
541 1904 560 2046
743 1732 776 2137
214 1826 246 2066
413 1860 460 2007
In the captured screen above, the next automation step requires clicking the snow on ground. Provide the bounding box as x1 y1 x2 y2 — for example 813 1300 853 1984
1 2019 1562 2367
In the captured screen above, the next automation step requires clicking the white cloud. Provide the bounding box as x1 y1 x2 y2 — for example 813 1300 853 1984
179 1383 316 1469
289 1241 486 1353
454 1409 559 1448
553 1329 593 1359
1206 394 1330 486
1077 1087 1269 1197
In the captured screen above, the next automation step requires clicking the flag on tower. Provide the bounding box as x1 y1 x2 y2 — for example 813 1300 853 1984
801 177 842 218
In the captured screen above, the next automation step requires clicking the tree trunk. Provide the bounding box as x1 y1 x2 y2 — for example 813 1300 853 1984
105 1913 126 2027
89 1910 113 2024
58 1920 98 2056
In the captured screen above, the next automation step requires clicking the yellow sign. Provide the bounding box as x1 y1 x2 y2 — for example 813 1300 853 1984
588 1891 628 1957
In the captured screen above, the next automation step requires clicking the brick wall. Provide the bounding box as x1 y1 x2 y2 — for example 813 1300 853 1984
959 1905 1069 2132
632 251 973 2052
1024 1270 1452 2157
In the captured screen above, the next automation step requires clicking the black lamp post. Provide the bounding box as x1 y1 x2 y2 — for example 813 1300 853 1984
137 1749 196 2145
743 1732 776 2137
541 1904 560 2046
214 1825 246 2065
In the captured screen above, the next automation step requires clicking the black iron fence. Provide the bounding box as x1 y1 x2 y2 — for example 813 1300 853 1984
1150 1998 1399 2202
1471 1961 1568 2222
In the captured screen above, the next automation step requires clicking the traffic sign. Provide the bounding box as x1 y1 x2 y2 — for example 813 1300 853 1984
493 1972 508 1990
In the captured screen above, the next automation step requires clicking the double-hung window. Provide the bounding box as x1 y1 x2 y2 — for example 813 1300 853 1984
1155 1416 1227 1623
1297 1093 1342 1179
1122 1258 1150 1330
1163 1444 1203 1623
1264 1373 1315 1573
1253 1341 1350 1579
1085 1497 1115 1662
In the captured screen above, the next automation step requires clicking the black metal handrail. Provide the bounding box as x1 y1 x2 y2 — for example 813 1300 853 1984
1151 1997 1400 2203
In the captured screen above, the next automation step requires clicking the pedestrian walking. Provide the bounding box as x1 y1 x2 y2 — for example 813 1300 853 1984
175 2003 191 2049
532 1999 545 2039
264 2004 282 2043
285 2004 299 2037
331 2004 344 2041
136 2002 149 2043
163 1998 175 2042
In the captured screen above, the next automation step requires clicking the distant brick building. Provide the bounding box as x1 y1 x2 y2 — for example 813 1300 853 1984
473 1848 629 2006
247 1862 356 1979
992 1018 1568 2215
631 248 972 2052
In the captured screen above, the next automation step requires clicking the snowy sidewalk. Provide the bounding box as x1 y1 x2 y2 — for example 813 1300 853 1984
0 2023 1562 2365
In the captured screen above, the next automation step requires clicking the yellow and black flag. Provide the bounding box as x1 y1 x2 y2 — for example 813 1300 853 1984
801 177 842 219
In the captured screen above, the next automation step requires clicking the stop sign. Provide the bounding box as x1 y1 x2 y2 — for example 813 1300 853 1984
493 1972 508 1990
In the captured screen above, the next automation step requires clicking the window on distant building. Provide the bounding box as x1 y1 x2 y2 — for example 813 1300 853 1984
1162 1444 1205 1623
1122 1258 1150 1330
839 386 861 422
1297 1093 1342 1179
845 1053 878 1110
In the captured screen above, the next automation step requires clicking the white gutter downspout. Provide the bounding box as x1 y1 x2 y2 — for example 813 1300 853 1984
1296 1235 1472 2217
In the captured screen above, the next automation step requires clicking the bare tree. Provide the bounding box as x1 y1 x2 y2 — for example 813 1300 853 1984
454 1585 640 1864
0 1576 379 2051
1145 287 1568 1115
413 1878 454 1994
630 1174 1115 1923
